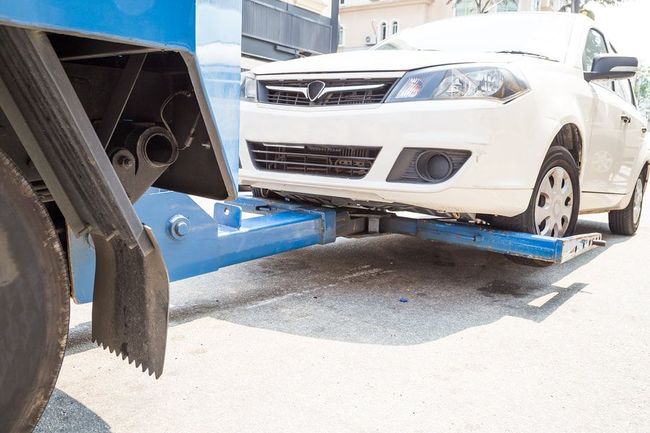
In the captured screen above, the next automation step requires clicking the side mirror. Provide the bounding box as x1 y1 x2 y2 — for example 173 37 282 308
585 54 639 81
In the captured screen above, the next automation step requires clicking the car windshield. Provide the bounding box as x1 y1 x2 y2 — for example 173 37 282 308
374 13 576 62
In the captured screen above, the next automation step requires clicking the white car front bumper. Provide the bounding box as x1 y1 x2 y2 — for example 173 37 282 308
240 92 556 217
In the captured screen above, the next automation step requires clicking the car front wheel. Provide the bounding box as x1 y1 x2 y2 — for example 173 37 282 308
486 146 581 238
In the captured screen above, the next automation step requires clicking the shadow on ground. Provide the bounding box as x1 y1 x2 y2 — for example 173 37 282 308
47 217 635 432
35 389 111 433
66 218 627 351
178 219 625 343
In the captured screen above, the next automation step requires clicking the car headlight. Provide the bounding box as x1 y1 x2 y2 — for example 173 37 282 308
386 65 529 103
241 73 257 102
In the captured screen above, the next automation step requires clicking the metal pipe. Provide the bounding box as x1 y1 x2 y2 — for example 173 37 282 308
136 126 179 168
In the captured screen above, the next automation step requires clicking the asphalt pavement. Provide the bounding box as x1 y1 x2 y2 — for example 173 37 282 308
35 210 650 433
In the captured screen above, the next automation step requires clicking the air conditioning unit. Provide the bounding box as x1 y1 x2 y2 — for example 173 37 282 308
365 35 377 46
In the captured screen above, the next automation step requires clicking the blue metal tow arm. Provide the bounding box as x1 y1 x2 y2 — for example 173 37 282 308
69 188 604 304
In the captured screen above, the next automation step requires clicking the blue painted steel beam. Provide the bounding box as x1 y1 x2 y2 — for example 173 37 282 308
134 192 337 277
379 217 600 263
216 212 323 268
69 190 338 303
69 191 602 304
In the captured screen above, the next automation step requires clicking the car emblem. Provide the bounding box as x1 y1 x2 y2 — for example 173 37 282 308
307 80 327 102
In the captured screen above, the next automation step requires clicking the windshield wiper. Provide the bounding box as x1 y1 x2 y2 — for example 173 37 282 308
493 50 557 61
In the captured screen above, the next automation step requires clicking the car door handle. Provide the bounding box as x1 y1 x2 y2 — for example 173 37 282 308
621 114 632 124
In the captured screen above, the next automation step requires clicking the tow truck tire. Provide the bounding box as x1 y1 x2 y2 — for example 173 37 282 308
0 149 70 433
608 172 645 236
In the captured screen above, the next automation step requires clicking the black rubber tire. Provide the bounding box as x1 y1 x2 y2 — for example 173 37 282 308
0 149 70 433
252 187 284 200
484 146 581 266
608 172 645 236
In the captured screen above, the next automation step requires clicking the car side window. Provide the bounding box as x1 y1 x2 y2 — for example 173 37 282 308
614 79 636 107
583 29 608 71
613 80 632 105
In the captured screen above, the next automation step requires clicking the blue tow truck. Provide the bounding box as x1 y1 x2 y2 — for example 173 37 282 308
0 2 604 432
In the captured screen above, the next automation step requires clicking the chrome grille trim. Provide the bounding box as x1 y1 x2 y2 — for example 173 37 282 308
258 72 404 81
265 83 386 100
259 76 400 106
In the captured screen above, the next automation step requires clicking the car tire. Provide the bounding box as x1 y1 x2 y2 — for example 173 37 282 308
0 149 70 432
484 146 580 266
608 171 646 236
252 187 284 200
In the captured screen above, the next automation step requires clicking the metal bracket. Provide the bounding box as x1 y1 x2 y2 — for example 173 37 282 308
559 233 605 263
368 216 380 234
214 202 243 228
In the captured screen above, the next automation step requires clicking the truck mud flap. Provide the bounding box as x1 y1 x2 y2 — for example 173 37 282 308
0 26 168 376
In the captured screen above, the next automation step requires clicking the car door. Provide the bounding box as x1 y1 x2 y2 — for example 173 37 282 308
582 29 630 194
614 78 647 188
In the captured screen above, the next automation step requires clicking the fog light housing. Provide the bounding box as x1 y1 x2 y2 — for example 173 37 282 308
386 148 471 184
416 151 453 182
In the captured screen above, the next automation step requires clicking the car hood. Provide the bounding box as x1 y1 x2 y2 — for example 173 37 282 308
251 50 522 75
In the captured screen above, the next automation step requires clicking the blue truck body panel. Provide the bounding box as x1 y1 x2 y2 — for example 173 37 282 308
0 0 242 188
0 0 196 50
195 0 242 181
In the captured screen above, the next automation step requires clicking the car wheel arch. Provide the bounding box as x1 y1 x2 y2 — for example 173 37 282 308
548 123 583 172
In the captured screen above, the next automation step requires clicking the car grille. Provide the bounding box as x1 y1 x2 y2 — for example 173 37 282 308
248 142 381 179
260 77 398 106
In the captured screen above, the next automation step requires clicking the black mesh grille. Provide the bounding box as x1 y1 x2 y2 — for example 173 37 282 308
248 142 381 179
261 78 398 106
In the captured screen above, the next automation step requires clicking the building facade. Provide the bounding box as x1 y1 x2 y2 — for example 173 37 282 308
338 0 565 51
242 0 340 69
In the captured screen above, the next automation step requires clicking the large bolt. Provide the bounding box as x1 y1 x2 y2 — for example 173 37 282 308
168 214 190 240
117 155 134 169
174 220 189 237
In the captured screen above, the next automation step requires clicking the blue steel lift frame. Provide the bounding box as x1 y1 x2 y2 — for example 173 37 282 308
70 188 605 304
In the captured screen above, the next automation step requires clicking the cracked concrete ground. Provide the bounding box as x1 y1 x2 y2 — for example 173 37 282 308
36 211 650 433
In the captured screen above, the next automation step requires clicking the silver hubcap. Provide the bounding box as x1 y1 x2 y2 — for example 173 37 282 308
633 178 643 224
535 166 573 237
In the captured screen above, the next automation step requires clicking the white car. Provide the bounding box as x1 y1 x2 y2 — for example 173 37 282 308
240 13 649 237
